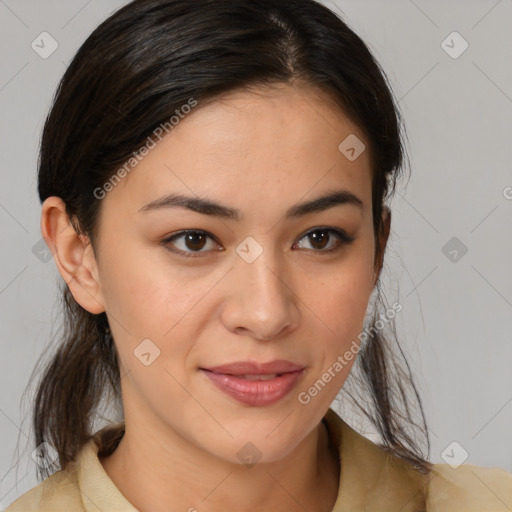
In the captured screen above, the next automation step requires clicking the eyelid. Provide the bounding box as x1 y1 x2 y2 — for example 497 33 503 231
161 227 355 258
297 226 354 244
161 229 222 258
293 226 355 253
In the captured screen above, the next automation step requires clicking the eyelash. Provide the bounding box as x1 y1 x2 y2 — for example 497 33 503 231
161 227 355 258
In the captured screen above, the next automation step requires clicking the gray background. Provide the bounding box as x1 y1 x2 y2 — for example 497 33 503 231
1 0 511 507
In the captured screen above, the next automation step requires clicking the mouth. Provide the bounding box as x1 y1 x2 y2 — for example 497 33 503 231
226 373 284 380
199 360 306 407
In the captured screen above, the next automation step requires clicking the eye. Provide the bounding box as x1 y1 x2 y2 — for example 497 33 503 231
161 227 355 259
293 227 355 253
162 230 222 258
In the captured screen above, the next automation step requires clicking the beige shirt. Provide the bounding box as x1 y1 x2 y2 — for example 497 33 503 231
6 408 512 511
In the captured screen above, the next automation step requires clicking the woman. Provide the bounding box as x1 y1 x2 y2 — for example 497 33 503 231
6 0 512 510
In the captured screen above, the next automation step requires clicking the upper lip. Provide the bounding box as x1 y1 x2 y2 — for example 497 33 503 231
201 360 305 376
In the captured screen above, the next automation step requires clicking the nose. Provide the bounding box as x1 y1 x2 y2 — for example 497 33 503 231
219 244 300 341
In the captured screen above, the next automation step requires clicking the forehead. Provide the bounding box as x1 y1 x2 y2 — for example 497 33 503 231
101 83 373 222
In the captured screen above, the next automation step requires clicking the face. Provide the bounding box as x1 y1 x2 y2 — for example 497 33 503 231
74 83 385 463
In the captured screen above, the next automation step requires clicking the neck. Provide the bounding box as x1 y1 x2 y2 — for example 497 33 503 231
100 414 340 512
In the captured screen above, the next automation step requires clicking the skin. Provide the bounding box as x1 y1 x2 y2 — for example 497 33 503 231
41 82 390 512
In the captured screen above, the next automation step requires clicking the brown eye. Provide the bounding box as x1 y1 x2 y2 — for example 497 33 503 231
162 230 221 257
294 227 355 253
182 232 207 251
307 230 330 250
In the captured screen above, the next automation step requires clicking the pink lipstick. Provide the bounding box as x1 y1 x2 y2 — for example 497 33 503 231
200 360 305 406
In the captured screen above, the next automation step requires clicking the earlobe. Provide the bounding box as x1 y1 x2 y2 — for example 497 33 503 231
381 206 391 246
40 197 105 314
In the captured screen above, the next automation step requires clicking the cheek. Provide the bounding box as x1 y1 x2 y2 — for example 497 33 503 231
297 256 374 406
99 243 227 375
99 239 191 331
309 250 375 337
300 247 375 401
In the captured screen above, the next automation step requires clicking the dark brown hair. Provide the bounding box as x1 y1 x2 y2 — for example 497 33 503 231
27 0 431 481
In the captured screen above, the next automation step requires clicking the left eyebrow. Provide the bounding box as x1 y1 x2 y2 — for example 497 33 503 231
138 189 364 220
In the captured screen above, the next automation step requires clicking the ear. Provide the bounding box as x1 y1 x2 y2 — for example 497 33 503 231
40 197 105 314
373 205 391 288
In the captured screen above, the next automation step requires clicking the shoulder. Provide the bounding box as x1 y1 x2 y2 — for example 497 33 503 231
324 408 512 511
5 466 82 512
426 462 512 510
5 426 127 512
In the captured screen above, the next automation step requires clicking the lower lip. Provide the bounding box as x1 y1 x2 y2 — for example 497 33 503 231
200 369 304 406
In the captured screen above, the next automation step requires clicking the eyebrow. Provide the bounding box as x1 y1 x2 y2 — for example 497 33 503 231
138 189 364 220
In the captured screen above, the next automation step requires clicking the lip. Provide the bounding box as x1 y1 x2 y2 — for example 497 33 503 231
200 360 306 407
202 360 305 375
